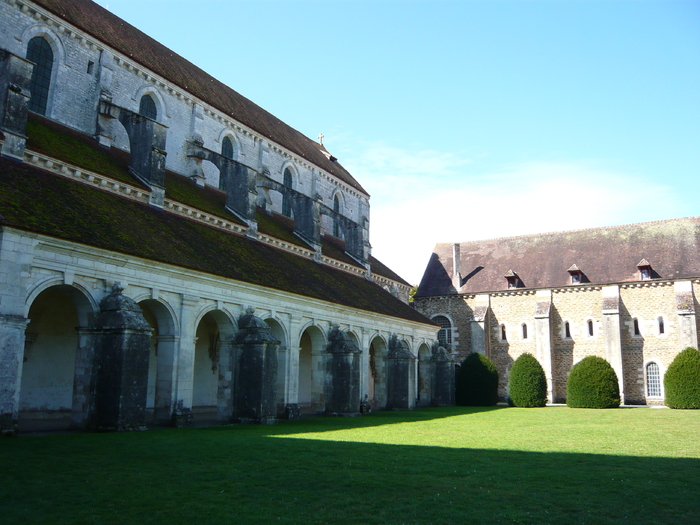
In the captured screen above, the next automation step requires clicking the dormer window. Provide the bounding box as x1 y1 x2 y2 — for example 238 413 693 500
504 269 521 289
568 264 582 285
637 259 652 281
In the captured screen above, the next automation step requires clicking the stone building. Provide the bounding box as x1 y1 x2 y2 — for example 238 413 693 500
0 0 445 434
414 218 700 405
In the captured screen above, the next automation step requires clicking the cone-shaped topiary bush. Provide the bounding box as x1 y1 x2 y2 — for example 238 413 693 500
566 356 620 408
664 347 700 409
508 353 547 407
455 352 499 406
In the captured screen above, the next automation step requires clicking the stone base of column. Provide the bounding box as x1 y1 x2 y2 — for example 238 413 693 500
284 403 301 420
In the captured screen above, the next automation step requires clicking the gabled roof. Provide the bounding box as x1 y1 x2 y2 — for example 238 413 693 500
416 219 700 297
30 0 368 196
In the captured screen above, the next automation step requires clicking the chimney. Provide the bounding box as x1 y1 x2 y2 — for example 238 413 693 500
452 243 462 290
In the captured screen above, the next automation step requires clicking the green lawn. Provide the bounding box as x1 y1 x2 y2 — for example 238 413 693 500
2 406 698 524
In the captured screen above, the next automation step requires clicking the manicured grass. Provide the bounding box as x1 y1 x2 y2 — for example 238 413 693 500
2 406 698 524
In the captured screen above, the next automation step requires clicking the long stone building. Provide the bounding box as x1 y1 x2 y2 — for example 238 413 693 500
0 0 446 434
414 218 700 405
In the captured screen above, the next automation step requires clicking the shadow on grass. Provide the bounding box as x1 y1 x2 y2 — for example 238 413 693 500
2 409 698 525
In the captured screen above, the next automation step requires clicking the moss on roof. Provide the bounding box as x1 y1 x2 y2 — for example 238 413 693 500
0 158 432 326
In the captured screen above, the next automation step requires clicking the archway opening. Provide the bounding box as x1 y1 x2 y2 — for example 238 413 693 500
417 343 432 407
368 336 387 410
265 318 287 416
298 325 324 414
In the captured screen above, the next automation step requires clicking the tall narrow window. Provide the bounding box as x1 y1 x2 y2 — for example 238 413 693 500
522 324 528 340
282 168 293 217
139 94 157 120
658 317 665 335
333 194 341 238
433 316 452 346
221 136 234 159
588 320 594 337
501 325 507 341
633 318 640 336
26 36 54 115
564 321 571 339
646 362 661 397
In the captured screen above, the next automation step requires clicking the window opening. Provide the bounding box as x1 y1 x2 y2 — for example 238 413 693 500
564 321 571 339
501 325 507 341
522 324 528 339
658 317 665 335
87 61 94 75
26 36 54 115
646 362 661 397
282 168 293 217
221 136 234 159
633 319 640 336
588 320 594 337
333 194 341 238
139 94 157 120
433 316 452 346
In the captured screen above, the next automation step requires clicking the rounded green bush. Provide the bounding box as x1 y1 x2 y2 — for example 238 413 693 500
455 352 499 406
664 347 700 409
508 353 547 407
566 356 620 409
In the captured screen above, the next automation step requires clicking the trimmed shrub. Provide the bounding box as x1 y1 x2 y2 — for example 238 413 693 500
455 352 499 406
664 347 700 409
508 353 547 407
567 356 620 409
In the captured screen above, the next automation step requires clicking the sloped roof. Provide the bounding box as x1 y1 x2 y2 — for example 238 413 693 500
416 219 700 297
0 156 430 325
30 0 368 196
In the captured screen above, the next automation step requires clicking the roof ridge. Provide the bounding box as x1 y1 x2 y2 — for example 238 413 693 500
441 216 700 246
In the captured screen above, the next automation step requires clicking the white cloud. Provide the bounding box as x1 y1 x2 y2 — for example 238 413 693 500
341 143 686 285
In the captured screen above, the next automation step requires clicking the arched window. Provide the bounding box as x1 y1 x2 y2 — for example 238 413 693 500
433 315 452 346
521 323 528 340
564 321 571 339
221 136 234 159
633 318 640 336
646 362 661 397
333 194 341 238
26 36 54 115
501 324 507 342
139 94 157 120
282 168 293 217
588 320 594 337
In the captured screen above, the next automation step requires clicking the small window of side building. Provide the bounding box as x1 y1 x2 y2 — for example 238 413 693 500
658 317 665 335
646 362 661 397
633 318 641 336
564 321 571 339
587 319 594 337
139 94 157 120
26 36 54 115
522 323 528 340
333 194 341 238
432 316 452 346
501 324 507 341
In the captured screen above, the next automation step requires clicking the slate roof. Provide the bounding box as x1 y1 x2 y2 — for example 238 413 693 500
0 155 430 325
31 0 368 196
416 219 700 297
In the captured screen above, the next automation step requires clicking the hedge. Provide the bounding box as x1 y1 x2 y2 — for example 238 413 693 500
664 347 700 409
567 356 620 409
455 352 499 406
508 353 547 407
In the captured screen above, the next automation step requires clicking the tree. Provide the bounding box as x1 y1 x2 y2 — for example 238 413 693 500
664 347 700 409
567 356 620 409
508 353 547 407
455 352 499 406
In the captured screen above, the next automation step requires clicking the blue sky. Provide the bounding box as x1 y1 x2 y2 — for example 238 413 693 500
98 0 700 284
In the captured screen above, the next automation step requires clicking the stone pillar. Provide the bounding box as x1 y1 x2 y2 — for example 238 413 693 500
233 308 279 424
430 342 455 406
675 281 698 350
217 338 235 422
0 50 33 161
171 294 198 427
153 334 178 424
70 327 94 427
471 294 490 355
89 285 152 431
602 286 625 402
386 334 417 410
534 290 554 403
0 314 29 435
323 326 361 416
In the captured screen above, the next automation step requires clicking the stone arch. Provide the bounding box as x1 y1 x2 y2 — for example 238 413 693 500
297 323 326 414
134 85 168 122
21 25 65 119
20 283 95 430
368 334 388 409
345 329 361 349
417 342 432 407
263 316 289 415
25 277 97 326
331 189 345 238
137 298 178 424
192 308 237 424
217 129 242 161
281 163 298 218
431 313 454 348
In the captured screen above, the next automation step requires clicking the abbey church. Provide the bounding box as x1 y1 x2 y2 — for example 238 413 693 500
0 0 449 434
